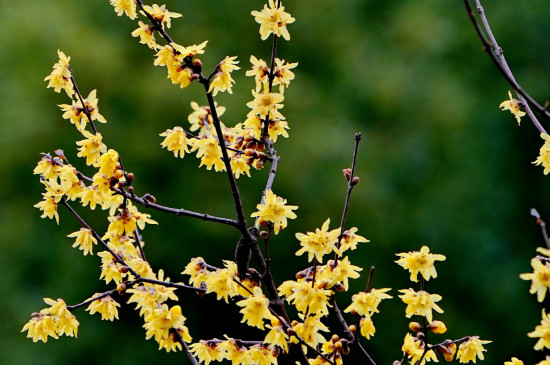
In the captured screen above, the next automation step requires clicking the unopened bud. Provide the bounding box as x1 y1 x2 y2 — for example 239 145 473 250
114 170 124 180
416 332 426 341
348 325 357 334
409 322 422 332
193 59 203 71
54 149 66 160
117 283 126 295
332 283 345 292
443 343 457 362
143 193 156 204
335 341 343 351
128 186 134 193
119 265 129 273
351 176 360 186
331 334 340 343
343 168 352 180
259 230 269 240
126 172 134 183
428 320 447 334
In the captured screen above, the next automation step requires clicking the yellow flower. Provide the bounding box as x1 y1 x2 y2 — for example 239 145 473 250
295 219 340 263
286 281 332 315
273 58 298 93
34 194 60 224
344 288 392 316
98 251 124 285
401 333 438 365
109 0 137 19
246 55 270 91
499 91 526 125
44 50 73 96
456 336 491 363
505 358 524 365
398 288 443 323
21 314 58 343
205 267 239 303
290 313 329 350
533 133 550 175
131 21 159 49
529 310 550 350
246 86 285 120
189 341 224 365
536 356 550 365
159 126 191 158
193 137 225 172
188 101 225 134
359 316 376 339
251 189 298 234
244 344 278 365
264 318 289 353
338 227 369 253
67 228 97 256
76 130 107 167
330 256 362 290
59 90 107 132
86 294 120 321
520 257 550 302
144 304 190 344
209 56 240 96
236 287 275 330
395 245 446 282
141 4 182 29
251 0 295 41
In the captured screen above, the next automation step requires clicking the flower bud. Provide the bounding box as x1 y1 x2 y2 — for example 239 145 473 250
351 176 360 186
117 283 126 295
348 325 357 334
126 172 134 183
331 334 340 343
409 322 422 332
428 320 447 334
342 168 352 180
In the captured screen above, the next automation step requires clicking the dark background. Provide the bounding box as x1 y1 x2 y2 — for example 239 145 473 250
3 0 550 363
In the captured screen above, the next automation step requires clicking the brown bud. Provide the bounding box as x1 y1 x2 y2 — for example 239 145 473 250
416 332 426 341
128 186 134 193
335 341 343 351
257 142 265 152
343 168 352 180
257 152 268 160
331 334 340 343
143 193 157 204
286 327 296 336
114 170 124 180
191 73 200 80
393 361 402 365
193 58 203 70
409 321 422 332
332 283 345 292
259 230 269 240
245 149 256 157
117 283 126 295
126 172 134 183
119 265 129 273
348 324 357 334
351 176 360 186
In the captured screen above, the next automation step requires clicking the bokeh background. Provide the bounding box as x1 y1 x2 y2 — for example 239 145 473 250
3 0 550 363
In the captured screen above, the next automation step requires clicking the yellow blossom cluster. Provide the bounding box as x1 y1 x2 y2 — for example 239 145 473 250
21 298 79 343
396 246 491 364
189 339 279 365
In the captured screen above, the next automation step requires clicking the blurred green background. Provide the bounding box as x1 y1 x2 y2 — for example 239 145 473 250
3 0 550 363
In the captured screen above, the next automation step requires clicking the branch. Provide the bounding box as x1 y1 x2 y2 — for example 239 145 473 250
463 0 549 133
113 187 238 226
531 208 550 249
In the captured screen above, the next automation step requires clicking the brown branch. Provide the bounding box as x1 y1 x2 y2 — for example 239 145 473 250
463 0 549 132
113 187 238 227
531 208 550 249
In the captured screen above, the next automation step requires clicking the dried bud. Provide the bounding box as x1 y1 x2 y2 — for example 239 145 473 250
257 142 265 152
409 321 422 332
416 332 426 341
351 176 360 186
116 283 126 295
191 73 200 81
245 149 257 157
343 168 352 180
259 230 269 240
257 152 268 160
348 324 357 334
54 149 66 160
143 193 157 204
286 327 296 336
119 265 129 274
128 186 134 193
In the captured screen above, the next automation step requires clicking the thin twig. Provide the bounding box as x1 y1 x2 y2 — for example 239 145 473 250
69 73 98 135
112 187 239 226
531 208 550 249
334 132 362 264
463 0 549 132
